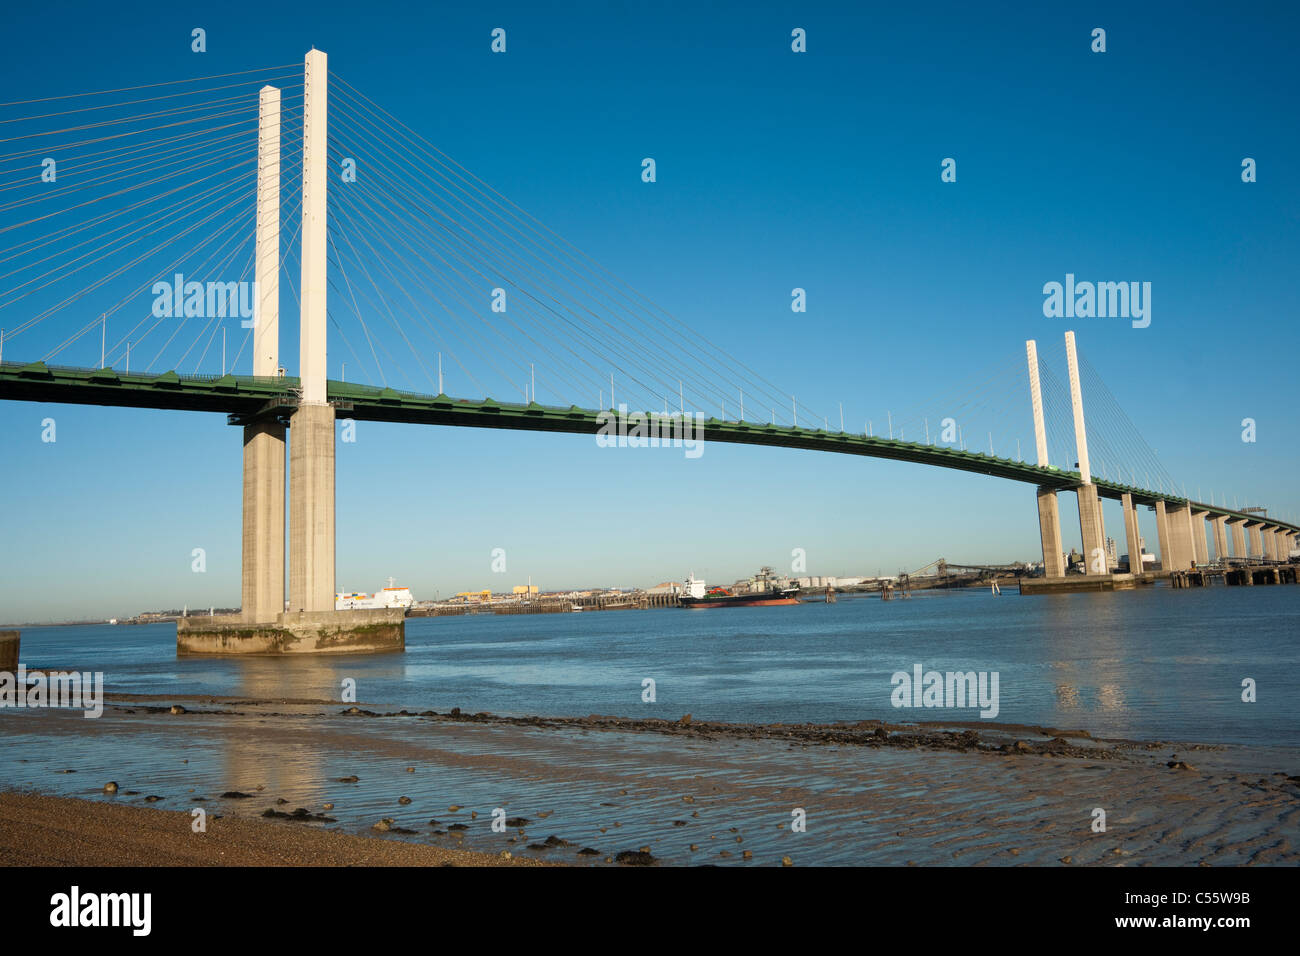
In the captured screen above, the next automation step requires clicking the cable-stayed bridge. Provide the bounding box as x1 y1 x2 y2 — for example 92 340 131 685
0 51 1295 651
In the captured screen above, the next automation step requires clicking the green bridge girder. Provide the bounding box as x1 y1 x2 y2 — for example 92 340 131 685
3 360 1296 535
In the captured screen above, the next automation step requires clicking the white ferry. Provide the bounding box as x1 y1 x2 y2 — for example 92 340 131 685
336 577 416 611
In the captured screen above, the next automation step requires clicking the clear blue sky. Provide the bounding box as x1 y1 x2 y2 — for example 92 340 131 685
1 1 1297 622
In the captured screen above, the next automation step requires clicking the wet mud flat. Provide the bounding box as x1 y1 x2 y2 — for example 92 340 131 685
1 695 1297 866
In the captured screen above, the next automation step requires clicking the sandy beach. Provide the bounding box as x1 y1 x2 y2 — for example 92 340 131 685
0 790 543 866
2 693 1297 866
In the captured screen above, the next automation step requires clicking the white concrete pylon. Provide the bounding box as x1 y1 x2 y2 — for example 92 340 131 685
254 86 280 376
1025 340 1049 467
242 84 286 623
288 48 336 614
1064 330 1091 484
299 48 328 404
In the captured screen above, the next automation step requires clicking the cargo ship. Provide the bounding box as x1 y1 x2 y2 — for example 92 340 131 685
336 577 416 611
679 567 801 609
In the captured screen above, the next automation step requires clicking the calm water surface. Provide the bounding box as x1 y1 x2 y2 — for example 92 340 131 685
10 585 1300 745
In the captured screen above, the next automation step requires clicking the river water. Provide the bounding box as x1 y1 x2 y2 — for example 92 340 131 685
2 585 1297 866
9 585 1299 745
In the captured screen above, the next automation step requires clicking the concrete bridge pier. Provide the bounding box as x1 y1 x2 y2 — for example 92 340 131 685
288 403 335 611
1121 493 1143 572
1076 483 1107 573
1247 522 1264 561
1165 503 1193 571
241 420 285 622
1154 501 1172 571
1229 518 1247 561
1191 509 1210 565
1036 486 1064 577
1210 514 1229 564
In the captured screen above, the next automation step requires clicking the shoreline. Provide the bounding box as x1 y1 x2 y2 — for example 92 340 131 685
3 695 1297 866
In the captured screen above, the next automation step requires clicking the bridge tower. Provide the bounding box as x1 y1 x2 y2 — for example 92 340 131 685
288 48 336 613
1064 331 1107 574
1025 340 1064 577
241 85 286 623
180 49 402 655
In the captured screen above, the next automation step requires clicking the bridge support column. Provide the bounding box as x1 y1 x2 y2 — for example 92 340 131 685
1210 515 1229 564
1229 519 1247 560
1154 501 1172 571
242 422 285 621
1122 493 1143 573
1191 510 1210 565
1264 527 1279 561
1077 484 1107 574
1248 523 1263 561
288 404 335 611
1036 486 1064 577
1165 503 1193 571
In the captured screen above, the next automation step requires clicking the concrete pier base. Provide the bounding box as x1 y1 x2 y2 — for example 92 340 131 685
177 608 404 656
1019 573 1150 594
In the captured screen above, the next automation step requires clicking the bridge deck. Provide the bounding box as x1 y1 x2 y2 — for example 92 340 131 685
2 361 1296 535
